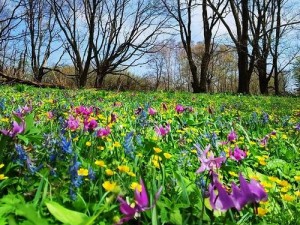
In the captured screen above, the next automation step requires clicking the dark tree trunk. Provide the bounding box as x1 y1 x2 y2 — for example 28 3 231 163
237 0 250 94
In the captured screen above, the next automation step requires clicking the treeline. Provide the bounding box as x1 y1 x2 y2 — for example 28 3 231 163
0 0 299 94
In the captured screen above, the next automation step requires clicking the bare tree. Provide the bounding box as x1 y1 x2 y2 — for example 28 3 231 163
208 0 252 94
92 0 169 88
23 0 63 82
0 0 22 75
160 0 205 93
47 0 97 88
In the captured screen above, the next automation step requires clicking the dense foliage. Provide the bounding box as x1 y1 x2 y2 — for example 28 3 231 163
0 85 299 224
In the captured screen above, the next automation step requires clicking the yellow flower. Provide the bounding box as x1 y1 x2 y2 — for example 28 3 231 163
277 180 290 187
95 160 106 167
102 181 119 192
152 160 160 169
163 153 172 159
130 182 142 192
268 176 279 182
282 134 288 140
249 141 256 145
118 165 130 173
280 187 290 193
282 194 295 202
259 160 267 166
113 142 121 148
0 174 8 180
153 147 162 153
127 171 136 177
0 164 4 169
295 191 300 197
153 155 162 161
86 141 92 147
294 176 300 181
97 146 105 150
73 136 79 142
0 118 9 123
77 168 89 176
257 207 268 216
261 181 273 189
105 169 115 176
191 149 197 154
229 171 238 177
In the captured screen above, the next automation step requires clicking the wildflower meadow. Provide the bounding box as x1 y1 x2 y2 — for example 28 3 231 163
0 85 299 225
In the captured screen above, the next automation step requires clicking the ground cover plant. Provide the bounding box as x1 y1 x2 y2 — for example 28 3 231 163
0 84 299 225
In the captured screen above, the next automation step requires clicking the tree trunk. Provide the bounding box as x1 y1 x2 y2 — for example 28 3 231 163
94 73 105 89
237 0 250 94
189 59 201 93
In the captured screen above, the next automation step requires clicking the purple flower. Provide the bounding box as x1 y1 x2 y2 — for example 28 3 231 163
148 107 157 116
96 127 111 138
175 104 185 114
227 130 237 143
196 144 226 173
66 116 80 131
116 179 162 224
209 173 267 211
14 105 32 117
75 106 93 116
1 120 25 137
154 124 170 136
83 119 98 132
229 146 247 161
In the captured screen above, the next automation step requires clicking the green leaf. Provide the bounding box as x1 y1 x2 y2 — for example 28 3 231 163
170 208 182 225
46 201 90 225
15 204 48 225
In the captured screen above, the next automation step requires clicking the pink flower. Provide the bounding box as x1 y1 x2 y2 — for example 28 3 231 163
196 144 226 173
148 107 157 116
1 120 25 137
66 116 79 131
74 106 93 116
175 104 185 113
227 130 237 142
154 124 170 136
116 179 162 224
229 146 247 161
209 173 267 211
97 127 111 137
83 119 98 131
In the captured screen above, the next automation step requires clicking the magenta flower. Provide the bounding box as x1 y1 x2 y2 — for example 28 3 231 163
229 146 247 161
1 120 25 137
14 105 32 117
96 127 111 137
209 173 267 211
148 107 157 116
74 106 93 116
175 104 185 113
154 124 170 136
83 119 98 131
196 144 226 173
116 179 162 224
227 130 237 142
66 116 79 131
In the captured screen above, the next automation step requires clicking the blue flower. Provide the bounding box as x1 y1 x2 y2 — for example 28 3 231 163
123 131 135 159
61 136 72 154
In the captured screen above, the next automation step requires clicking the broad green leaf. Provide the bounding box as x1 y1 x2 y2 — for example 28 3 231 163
46 201 89 225
170 208 182 225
